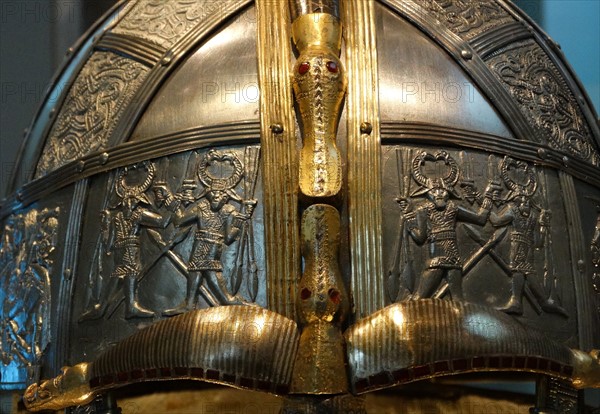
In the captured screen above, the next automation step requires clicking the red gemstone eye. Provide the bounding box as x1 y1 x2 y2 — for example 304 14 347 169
326 61 338 73
328 288 340 304
298 62 310 75
301 287 312 300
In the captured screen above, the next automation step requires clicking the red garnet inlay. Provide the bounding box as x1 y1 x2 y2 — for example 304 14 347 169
301 287 312 300
298 62 310 75
328 288 341 304
326 61 338 73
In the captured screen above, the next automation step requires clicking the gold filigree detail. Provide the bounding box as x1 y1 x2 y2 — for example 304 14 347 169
292 13 346 198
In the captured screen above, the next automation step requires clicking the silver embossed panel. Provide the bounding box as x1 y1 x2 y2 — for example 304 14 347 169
35 52 150 178
486 40 599 166
112 0 240 49
70 146 265 362
381 145 579 347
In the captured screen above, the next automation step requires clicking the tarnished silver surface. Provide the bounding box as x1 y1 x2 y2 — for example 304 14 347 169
70 145 265 365
382 145 583 346
129 6 260 141
377 4 514 139
35 52 151 178
0 208 59 381
1 0 599 412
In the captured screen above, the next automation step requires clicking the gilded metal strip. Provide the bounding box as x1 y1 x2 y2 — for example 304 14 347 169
52 179 89 376
380 121 600 188
0 122 261 219
342 0 385 318
559 172 596 350
256 0 300 320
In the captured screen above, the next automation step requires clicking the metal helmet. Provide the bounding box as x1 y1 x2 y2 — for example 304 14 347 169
1 1 599 413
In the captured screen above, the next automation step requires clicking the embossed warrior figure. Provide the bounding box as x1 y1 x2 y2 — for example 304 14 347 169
491 158 566 316
401 151 496 300
80 162 169 320
164 151 256 315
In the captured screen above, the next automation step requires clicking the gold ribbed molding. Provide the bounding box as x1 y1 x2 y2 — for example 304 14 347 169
256 0 300 320
342 0 385 318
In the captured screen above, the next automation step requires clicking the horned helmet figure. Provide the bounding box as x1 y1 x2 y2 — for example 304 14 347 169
411 150 461 208
114 161 155 214
197 150 244 210
500 156 539 215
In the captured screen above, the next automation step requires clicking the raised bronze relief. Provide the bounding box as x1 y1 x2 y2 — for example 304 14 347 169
491 157 566 316
420 0 515 40
392 150 496 301
383 147 572 326
35 52 150 178
112 0 227 49
487 41 598 166
77 147 263 328
0 208 59 370
80 161 168 321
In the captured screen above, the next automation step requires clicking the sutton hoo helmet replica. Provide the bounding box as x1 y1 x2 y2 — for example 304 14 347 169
1 0 599 412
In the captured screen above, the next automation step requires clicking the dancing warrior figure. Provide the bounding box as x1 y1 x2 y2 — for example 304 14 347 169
401 151 496 301
81 162 169 320
164 151 256 316
491 157 566 316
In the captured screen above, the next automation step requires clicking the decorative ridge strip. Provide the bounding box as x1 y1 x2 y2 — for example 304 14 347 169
559 172 596 350
7 0 130 194
23 306 300 412
381 121 600 188
256 0 300 320
52 179 89 376
1 122 261 218
96 32 166 67
343 0 385 319
470 21 532 58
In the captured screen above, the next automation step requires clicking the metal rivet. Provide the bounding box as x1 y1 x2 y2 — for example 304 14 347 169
461 50 473 60
66 47 74 57
161 54 172 66
577 260 585 273
360 122 373 135
77 160 85 172
562 156 569 166
100 152 109 165
49 108 56 118
64 268 72 280
270 123 284 134
537 148 546 159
